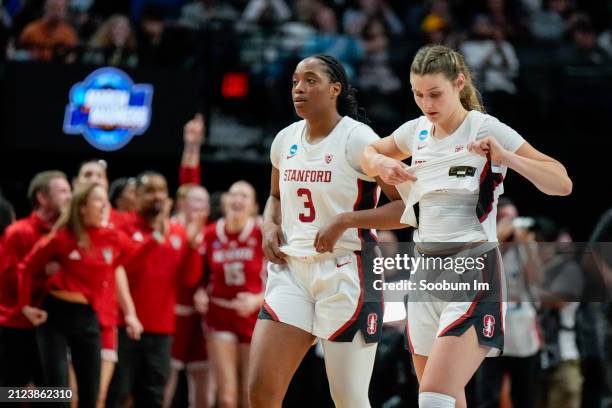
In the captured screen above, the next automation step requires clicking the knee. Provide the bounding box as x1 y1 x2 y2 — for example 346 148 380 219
248 375 282 408
217 392 238 408
419 392 456 408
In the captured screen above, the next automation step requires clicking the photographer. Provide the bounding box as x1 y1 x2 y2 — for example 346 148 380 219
478 198 542 408
532 219 584 408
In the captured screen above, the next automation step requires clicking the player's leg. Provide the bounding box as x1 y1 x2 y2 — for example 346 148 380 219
321 332 378 408
97 360 115 408
248 320 316 408
186 364 211 408
238 343 250 408
98 326 118 408
419 326 488 408
412 354 428 382
162 365 181 408
250 259 317 407
207 332 239 408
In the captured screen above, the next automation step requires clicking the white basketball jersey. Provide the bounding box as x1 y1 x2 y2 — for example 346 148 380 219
275 117 379 257
395 111 506 242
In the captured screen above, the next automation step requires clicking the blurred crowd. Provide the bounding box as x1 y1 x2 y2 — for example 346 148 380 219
1 0 611 90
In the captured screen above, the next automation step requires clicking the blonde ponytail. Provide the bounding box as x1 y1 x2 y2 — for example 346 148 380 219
411 44 485 113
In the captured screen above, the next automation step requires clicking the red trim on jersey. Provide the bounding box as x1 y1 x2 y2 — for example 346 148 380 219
263 300 279 322
329 252 364 341
478 160 504 223
438 300 479 337
438 254 491 337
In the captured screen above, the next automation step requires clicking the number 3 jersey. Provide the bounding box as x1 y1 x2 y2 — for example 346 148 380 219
203 218 265 300
270 116 380 257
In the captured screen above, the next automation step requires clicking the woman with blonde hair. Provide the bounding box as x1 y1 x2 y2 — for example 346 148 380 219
83 14 138 68
19 183 155 407
361 44 572 408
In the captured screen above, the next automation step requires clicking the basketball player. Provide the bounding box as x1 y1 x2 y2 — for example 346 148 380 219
204 180 264 408
164 184 212 408
361 44 572 408
249 54 406 408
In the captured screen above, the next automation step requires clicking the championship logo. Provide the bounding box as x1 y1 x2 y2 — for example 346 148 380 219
63 67 153 151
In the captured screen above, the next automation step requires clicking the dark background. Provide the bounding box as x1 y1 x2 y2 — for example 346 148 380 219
0 57 610 241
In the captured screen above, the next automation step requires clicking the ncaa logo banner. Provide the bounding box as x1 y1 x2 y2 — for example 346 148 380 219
63 67 153 151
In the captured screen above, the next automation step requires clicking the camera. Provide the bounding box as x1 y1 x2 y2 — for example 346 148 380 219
512 216 536 230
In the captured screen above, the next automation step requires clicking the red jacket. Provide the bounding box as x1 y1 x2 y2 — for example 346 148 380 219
118 212 202 334
0 212 51 328
18 227 154 324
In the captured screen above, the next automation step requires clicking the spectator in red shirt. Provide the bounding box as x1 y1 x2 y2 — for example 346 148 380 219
19 183 151 407
107 171 204 408
0 170 71 387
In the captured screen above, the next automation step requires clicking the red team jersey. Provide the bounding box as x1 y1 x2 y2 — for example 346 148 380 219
117 212 202 334
0 212 52 328
17 227 153 318
203 217 264 343
204 218 264 301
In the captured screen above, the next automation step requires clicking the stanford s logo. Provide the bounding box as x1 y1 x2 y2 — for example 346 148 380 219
483 314 495 338
367 313 378 335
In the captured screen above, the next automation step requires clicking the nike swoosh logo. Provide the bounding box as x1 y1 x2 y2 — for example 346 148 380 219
336 261 351 268
286 154 296 159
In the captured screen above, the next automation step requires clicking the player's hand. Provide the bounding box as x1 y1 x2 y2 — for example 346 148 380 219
22 306 47 326
373 154 416 185
186 210 205 249
152 198 173 236
184 113 205 146
125 313 143 340
468 136 510 167
262 222 287 265
232 292 262 318
193 287 209 314
497 217 514 242
314 214 347 253
513 227 535 243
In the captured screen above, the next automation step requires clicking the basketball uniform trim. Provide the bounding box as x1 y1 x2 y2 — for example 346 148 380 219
436 248 505 354
261 300 279 322
477 158 504 223
328 252 365 340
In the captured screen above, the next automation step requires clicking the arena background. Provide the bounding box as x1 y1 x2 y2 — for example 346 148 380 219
0 0 611 241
